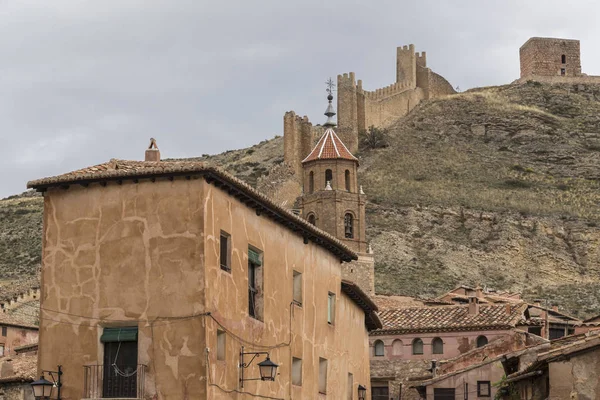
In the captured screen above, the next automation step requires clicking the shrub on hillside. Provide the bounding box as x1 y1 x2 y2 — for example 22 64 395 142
360 125 389 150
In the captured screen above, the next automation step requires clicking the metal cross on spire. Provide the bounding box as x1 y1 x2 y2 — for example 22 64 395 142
325 78 336 95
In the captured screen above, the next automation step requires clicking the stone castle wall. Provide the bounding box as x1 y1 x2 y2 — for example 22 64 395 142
283 111 324 178
520 37 581 78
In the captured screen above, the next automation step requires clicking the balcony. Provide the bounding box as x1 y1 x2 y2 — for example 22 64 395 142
83 364 146 400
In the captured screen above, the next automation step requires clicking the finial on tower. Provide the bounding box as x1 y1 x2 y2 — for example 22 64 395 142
324 78 336 128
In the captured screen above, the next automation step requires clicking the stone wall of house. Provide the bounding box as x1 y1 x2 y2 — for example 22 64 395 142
38 176 372 400
0 382 34 400
520 37 581 78
548 348 600 399
341 253 375 296
370 358 430 400
0 327 37 358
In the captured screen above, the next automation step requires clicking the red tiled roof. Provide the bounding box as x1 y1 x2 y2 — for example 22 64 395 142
27 159 357 262
0 354 37 383
302 128 358 163
373 303 527 334
0 301 39 330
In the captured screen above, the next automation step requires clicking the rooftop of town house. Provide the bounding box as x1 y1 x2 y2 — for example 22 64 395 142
504 331 600 383
0 353 37 383
27 156 358 263
372 303 528 335
341 280 381 331
301 128 358 164
373 294 428 310
0 300 39 330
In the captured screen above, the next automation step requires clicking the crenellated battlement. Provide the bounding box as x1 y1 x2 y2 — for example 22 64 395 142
360 80 412 100
0 287 40 313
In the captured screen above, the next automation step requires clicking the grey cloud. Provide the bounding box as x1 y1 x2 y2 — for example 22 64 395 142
2 0 599 197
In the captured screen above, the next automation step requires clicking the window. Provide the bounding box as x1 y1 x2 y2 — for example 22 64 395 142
412 338 423 355
1 326 6 337
220 231 231 272
307 213 316 225
0 344 4 357
347 373 353 400
561 68 566 76
217 330 226 361
392 339 403 356
528 326 542 336
550 327 566 340
309 171 314 194
344 213 354 239
372 386 389 400
101 327 138 398
248 247 263 321
293 271 302 305
325 169 333 187
433 388 455 400
476 335 488 348
561 54 566 64
327 293 336 325
318 358 328 394
374 340 385 357
345 170 351 191
292 357 302 386
477 381 491 397
432 337 444 354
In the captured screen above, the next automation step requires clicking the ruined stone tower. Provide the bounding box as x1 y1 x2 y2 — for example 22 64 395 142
520 37 582 79
299 92 375 294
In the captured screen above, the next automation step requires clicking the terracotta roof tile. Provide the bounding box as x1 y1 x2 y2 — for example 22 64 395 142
302 128 358 163
374 303 527 334
0 300 39 330
0 354 37 383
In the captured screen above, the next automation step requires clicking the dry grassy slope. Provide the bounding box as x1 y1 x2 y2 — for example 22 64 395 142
2 82 600 317
360 81 600 317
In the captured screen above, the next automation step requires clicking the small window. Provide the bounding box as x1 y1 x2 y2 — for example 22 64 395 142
344 213 354 239
392 339 403 356
293 271 302 305
374 340 385 357
318 358 328 394
0 344 4 357
1 326 6 337
217 330 226 361
327 293 336 325
309 171 314 194
347 373 353 400
561 54 566 64
345 170 351 191
325 169 333 187
412 338 423 355
307 213 316 225
432 337 444 354
248 247 263 321
477 381 491 397
292 357 302 386
477 336 488 348
561 68 566 76
220 231 231 272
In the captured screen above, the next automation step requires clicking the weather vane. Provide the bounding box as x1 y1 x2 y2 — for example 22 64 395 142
326 78 336 95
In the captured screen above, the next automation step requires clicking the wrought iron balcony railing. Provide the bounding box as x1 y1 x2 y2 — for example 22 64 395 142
83 364 146 399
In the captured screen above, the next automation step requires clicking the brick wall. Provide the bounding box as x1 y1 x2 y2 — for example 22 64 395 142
520 37 581 78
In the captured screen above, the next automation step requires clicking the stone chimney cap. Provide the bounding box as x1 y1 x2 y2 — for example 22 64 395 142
145 138 161 162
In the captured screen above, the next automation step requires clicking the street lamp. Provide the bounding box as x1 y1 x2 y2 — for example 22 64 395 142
358 384 367 400
30 365 62 400
239 346 279 388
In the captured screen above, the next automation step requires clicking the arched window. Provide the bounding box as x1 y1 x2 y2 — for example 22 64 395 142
344 213 354 239
325 169 333 187
432 337 444 354
374 340 384 357
345 170 351 191
412 338 423 355
307 214 316 225
392 339 403 356
477 336 488 348
561 54 566 64
309 171 314 194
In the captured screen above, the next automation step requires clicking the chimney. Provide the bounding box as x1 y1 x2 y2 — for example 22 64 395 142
468 296 479 315
552 305 559 312
476 285 483 299
505 303 512 316
533 299 542 307
145 138 161 162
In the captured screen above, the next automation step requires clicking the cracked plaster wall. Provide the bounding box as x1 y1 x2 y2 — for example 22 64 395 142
37 177 371 400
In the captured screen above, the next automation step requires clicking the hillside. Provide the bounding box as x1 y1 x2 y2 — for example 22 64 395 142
2 81 600 317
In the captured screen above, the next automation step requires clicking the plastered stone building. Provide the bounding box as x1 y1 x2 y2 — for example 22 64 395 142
27 144 380 400
517 37 600 84
284 44 455 175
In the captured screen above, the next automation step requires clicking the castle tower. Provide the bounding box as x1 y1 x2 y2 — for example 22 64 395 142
520 37 582 78
396 44 417 88
299 87 374 294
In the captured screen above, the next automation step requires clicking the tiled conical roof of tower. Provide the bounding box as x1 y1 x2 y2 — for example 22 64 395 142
301 128 358 163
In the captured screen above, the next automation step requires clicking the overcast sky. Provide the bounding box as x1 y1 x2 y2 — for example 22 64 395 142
2 0 599 198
